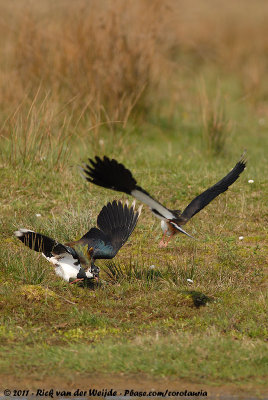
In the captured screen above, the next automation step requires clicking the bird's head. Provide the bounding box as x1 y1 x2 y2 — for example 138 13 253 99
86 247 100 280
90 262 100 280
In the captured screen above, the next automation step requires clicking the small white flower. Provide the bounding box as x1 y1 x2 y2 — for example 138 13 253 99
248 180 254 184
99 139 104 146
149 265 156 270
35 213 41 217
40 156 46 161
239 236 244 240
187 278 193 283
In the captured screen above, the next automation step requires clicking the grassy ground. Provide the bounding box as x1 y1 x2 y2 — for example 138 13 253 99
0 0 267 395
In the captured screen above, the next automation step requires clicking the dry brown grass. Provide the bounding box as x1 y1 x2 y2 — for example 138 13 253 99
199 82 232 154
0 0 175 121
1 0 268 125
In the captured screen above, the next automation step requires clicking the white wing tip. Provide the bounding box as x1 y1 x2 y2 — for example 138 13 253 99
14 228 33 237
137 204 143 216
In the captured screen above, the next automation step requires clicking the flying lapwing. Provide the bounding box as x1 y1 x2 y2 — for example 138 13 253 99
82 156 246 247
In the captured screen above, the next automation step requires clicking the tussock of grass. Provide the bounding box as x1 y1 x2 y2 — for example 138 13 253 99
199 83 232 155
0 247 48 285
0 94 72 168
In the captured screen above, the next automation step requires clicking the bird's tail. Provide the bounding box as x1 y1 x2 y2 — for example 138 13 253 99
97 200 142 246
169 221 195 239
81 156 138 195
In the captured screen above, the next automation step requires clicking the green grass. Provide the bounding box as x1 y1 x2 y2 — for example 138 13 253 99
0 121 267 385
1 116 267 379
1 335 267 384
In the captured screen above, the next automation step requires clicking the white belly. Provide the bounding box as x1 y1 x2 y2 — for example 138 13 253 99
42 253 81 282
160 220 174 236
54 262 80 282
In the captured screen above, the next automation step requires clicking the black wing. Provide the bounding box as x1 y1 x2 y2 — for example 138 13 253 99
83 156 137 195
82 156 176 220
77 200 142 259
14 229 76 258
180 158 246 222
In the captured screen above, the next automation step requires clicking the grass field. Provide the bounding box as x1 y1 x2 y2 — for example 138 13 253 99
0 0 267 397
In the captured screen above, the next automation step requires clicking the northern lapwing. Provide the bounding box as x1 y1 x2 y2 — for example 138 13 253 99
82 156 246 247
15 200 142 282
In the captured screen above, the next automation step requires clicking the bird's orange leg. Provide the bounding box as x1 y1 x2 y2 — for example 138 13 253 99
164 233 174 247
159 229 168 248
69 278 84 284
159 232 175 248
